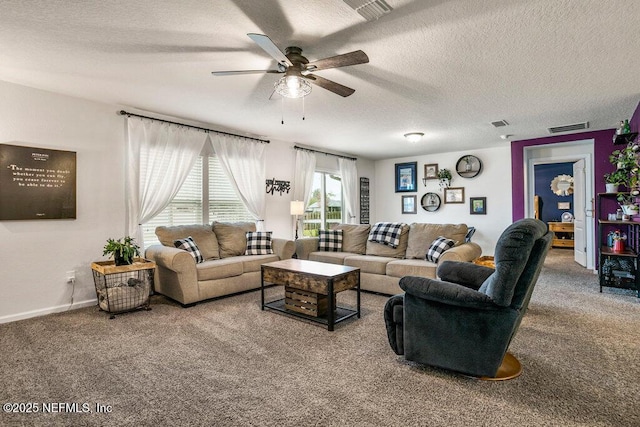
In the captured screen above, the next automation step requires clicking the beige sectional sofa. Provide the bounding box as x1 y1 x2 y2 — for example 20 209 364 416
145 222 295 306
295 223 481 295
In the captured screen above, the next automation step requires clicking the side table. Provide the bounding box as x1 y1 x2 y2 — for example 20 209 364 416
91 258 155 318
548 221 575 248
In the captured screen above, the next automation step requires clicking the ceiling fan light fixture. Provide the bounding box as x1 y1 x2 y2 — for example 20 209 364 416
404 132 424 143
275 75 311 99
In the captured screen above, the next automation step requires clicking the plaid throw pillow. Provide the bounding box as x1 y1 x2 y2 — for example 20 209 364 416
426 236 456 263
368 222 405 248
245 231 273 255
174 236 204 263
319 230 343 252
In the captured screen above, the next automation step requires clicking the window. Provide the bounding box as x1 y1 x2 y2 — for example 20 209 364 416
142 154 253 247
302 172 343 237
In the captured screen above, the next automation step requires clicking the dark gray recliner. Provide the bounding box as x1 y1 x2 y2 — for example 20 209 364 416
384 218 552 378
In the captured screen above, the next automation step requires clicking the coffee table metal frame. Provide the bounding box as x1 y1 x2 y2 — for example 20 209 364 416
261 259 361 331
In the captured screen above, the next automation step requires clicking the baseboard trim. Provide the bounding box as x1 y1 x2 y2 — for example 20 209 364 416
0 299 97 324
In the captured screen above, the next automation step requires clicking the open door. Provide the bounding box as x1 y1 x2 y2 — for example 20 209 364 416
573 159 587 267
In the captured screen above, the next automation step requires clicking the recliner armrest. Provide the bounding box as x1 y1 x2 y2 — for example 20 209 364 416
437 260 494 290
400 276 500 310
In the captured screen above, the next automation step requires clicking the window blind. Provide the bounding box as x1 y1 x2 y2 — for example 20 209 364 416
142 155 252 248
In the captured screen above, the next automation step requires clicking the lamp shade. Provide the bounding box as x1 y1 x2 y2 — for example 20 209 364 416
290 200 305 215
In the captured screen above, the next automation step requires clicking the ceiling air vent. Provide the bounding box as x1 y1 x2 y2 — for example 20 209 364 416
548 122 589 134
491 120 509 128
343 0 393 21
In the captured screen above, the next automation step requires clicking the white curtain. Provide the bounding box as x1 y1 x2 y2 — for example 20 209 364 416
126 117 208 245
211 134 266 230
293 149 317 208
338 157 358 224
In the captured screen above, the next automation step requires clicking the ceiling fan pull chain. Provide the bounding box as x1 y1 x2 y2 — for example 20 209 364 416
302 96 305 121
281 97 284 125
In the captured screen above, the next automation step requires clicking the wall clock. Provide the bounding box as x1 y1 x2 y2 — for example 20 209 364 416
421 192 441 212
455 155 482 178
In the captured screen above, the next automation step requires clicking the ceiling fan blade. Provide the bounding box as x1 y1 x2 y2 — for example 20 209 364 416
305 74 355 97
247 33 292 67
306 50 369 72
212 69 282 76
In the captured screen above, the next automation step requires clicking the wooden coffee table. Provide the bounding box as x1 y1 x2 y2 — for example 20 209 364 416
261 259 360 331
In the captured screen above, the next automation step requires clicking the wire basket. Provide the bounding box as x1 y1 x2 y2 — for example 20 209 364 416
91 259 155 317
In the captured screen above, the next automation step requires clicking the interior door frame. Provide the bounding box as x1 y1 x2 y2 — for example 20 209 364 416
523 139 595 271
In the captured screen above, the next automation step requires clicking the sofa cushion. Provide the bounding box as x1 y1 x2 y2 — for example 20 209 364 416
212 221 256 258
405 223 468 259
245 231 273 255
365 223 410 258
332 224 370 254
196 258 244 281
344 255 397 275
156 224 220 260
319 229 343 251
241 254 281 273
426 236 456 262
309 251 356 265
174 236 204 264
386 259 438 279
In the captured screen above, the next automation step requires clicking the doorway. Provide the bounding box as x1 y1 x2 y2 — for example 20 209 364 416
524 139 595 271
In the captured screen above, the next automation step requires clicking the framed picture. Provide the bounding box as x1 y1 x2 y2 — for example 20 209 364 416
402 195 417 214
470 197 486 214
558 202 571 210
395 161 417 192
424 163 439 180
444 187 465 204
0 143 77 220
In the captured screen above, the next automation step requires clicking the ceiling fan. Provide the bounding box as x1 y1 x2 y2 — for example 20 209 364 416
212 33 369 98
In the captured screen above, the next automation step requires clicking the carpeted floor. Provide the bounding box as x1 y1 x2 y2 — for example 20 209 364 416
1 249 639 426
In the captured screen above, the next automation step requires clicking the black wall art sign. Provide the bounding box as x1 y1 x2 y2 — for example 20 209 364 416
0 144 76 220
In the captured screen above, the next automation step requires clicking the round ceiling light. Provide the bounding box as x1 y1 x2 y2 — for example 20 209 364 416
404 132 424 143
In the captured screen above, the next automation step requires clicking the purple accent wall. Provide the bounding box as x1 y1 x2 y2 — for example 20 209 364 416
511 129 617 220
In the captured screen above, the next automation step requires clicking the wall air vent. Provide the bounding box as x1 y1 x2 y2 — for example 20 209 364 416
343 0 393 21
548 122 589 134
491 120 509 128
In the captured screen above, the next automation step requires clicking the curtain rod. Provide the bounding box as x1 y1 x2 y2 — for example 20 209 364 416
118 110 270 144
294 145 356 161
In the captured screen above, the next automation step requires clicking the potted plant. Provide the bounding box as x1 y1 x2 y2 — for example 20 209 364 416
103 236 141 266
608 142 640 212
604 169 627 193
437 168 452 189
617 193 640 215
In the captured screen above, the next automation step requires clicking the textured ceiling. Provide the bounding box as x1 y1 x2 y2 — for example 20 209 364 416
0 0 639 160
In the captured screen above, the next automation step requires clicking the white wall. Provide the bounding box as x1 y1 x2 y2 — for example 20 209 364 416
373 146 512 255
0 81 126 322
0 80 376 323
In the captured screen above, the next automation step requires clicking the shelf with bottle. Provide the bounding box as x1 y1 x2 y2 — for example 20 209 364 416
613 119 637 145
600 245 636 257
613 132 638 145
